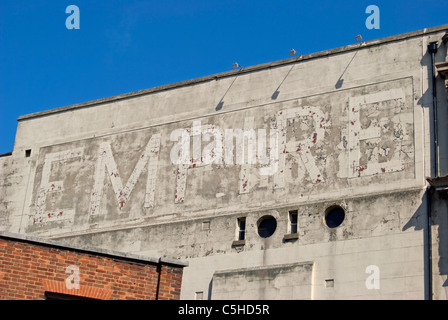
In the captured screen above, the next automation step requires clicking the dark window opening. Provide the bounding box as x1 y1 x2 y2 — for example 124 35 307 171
289 210 298 234
325 206 345 228
237 217 246 241
25 149 31 157
257 216 277 238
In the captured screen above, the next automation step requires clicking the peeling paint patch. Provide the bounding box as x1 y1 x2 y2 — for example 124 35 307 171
239 117 255 194
274 106 326 188
33 148 83 225
346 89 406 178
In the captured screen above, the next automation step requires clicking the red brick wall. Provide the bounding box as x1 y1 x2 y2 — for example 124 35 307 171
157 265 183 300
0 236 184 300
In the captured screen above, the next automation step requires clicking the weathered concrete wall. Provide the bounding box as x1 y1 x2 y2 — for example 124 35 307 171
212 262 314 300
2 25 448 299
50 188 426 299
0 154 30 234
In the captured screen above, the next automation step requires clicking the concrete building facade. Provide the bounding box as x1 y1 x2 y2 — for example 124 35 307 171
1 24 448 299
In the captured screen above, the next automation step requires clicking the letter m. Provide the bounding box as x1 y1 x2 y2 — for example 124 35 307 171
90 134 161 215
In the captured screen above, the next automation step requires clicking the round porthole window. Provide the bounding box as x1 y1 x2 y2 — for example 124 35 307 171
257 216 277 238
325 206 345 228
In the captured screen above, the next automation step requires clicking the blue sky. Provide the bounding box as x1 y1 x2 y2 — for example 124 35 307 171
0 0 447 154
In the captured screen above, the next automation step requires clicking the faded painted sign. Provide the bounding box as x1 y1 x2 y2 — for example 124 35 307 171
27 78 415 234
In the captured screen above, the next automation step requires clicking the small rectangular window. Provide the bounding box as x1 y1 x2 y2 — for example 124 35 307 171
202 221 210 230
284 210 299 241
289 210 298 234
195 291 204 300
237 217 246 241
25 149 31 158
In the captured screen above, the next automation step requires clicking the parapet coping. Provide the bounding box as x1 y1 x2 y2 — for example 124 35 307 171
0 231 188 267
16 24 448 122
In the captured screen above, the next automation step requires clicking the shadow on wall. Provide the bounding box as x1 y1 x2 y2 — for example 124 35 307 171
402 37 448 300
419 40 448 176
402 190 448 299
215 68 244 111
334 50 359 90
208 278 213 300
430 190 448 298
271 63 296 100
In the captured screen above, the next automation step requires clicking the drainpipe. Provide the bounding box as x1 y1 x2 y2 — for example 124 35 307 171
426 41 438 301
156 262 162 300
428 41 439 178
426 186 433 300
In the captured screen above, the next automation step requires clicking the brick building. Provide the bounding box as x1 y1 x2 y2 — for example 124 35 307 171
0 232 187 300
